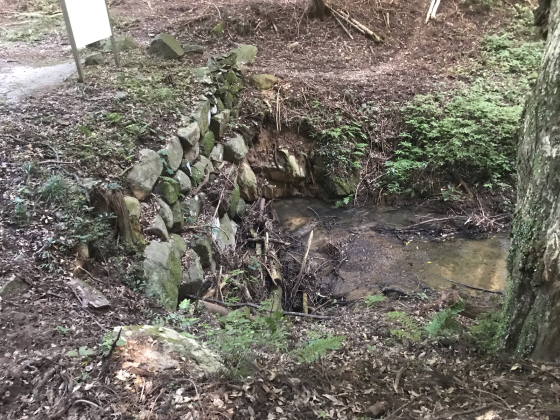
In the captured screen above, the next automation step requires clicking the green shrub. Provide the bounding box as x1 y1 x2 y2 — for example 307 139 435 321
425 300 465 337
40 175 67 203
293 335 345 363
364 294 386 307
469 311 502 354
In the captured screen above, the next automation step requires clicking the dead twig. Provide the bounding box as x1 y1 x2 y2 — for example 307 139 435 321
442 277 503 295
393 366 406 393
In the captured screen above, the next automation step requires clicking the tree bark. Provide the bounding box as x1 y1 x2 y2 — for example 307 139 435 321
502 0 560 360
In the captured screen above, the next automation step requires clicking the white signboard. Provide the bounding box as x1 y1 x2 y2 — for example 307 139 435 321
64 0 112 48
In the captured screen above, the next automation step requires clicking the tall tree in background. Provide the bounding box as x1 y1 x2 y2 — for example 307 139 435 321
502 0 560 360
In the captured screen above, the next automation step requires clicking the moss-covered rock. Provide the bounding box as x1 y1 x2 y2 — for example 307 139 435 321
103 36 138 52
156 197 174 230
154 177 180 204
143 241 183 309
0 276 29 297
146 214 170 241
193 98 212 135
192 236 214 269
177 123 200 148
238 162 258 201
190 156 214 186
249 74 278 90
200 131 216 157
223 134 248 163
325 175 358 198
173 170 192 194
230 44 258 64
148 33 185 59
182 195 202 223
209 110 230 140
178 249 205 298
211 21 225 36
124 196 141 219
127 149 163 201
227 183 241 219
170 200 185 232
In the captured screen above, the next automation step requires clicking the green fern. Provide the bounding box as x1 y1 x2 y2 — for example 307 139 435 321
469 311 502 354
364 294 386 307
425 300 465 337
387 311 423 341
293 335 345 363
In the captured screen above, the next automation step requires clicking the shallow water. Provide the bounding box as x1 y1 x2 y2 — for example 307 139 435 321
273 198 509 298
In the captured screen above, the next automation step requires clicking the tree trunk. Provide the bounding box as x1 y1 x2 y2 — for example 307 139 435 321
502 0 560 360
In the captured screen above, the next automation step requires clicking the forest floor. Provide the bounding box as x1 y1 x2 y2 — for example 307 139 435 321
1 0 559 419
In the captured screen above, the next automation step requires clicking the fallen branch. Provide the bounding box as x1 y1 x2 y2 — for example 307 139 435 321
393 366 406 393
291 230 314 297
183 295 334 320
332 13 354 39
246 237 291 246
396 216 467 231
442 277 503 295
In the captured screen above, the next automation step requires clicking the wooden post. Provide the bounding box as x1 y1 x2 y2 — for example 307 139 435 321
104 0 120 67
59 0 85 83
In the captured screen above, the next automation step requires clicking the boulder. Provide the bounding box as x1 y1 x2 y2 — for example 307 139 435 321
192 236 214 269
193 98 212 135
163 136 183 172
230 44 258 64
325 175 358 198
211 21 225 36
124 196 141 219
249 74 278 90
182 195 202 223
156 197 174 230
115 325 222 377
209 109 230 140
212 214 237 252
127 149 163 201
0 276 29 298
178 249 204 298
154 177 180 205
148 33 184 59
183 143 200 165
68 278 110 309
143 241 182 309
171 201 185 232
103 36 138 52
192 67 212 84
200 131 215 158
173 170 192 194
238 162 258 201
85 53 104 66
177 123 200 148
223 134 248 163
209 144 224 166
146 215 169 241
191 156 213 186
184 44 204 55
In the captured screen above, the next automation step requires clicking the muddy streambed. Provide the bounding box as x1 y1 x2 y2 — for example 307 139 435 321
273 199 509 300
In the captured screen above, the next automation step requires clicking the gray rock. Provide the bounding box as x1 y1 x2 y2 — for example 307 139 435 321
103 36 138 52
85 53 104 66
68 278 110 309
193 98 212 135
173 170 192 194
116 325 222 377
177 123 200 148
183 142 200 165
238 162 258 201
223 134 249 163
212 213 237 252
209 144 224 166
192 236 214 269
124 196 141 219
147 215 170 241
184 44 204 55
230 44 258 64
209 109 230 140
192 67 212 84
154 177 180 205
200 131 215 158
170 234 187 257
191 156 214 186
178 249 204 298
249 74 278 89
0 276 29 297
182 195 202 223
127 149 164 201
171 201 185 232
148 33 184 59
226 183 241 219
234 198 247 220
143 241 182 309
156 197 174 230
165 136 183 172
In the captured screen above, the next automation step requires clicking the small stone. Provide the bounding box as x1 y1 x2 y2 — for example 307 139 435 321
192 236 214 269
148 33 184 59
183 143 200 165
146 215 170 241
192 67 212 84
115 91 128 101
156 197 174 230
183 44 204 55
223 134 248 163
103 36 138 52
238 162 258 201
249 74 278 90
0 276 29 297
127 149 164 201
84 53 104 66
230 44 258 64
200 131 216 157
154 177 180 204
209 109 230 140
68 278 110 309
178 249 204 298
182 195 202 223
171 201 185 232
209 144 224 166
177 123 200 148
173 170 192 194
124 196 141 219
211 21 225 36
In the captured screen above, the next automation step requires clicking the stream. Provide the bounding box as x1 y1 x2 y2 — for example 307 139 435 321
273 199 509 300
